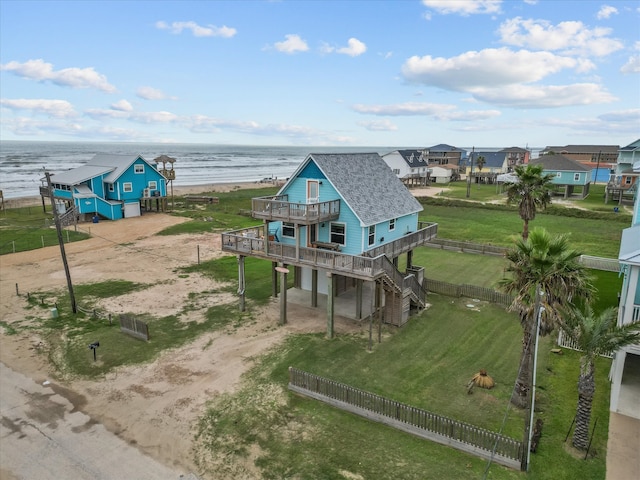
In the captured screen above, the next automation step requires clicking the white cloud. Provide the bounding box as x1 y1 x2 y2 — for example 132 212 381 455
0 98 77 118
271 34 309 54
471 83 616 107
422 0 502 16
402 48 590 90
336 38 367 57
136 86 172 100
85 107 178 124
498 17 623 57
598 109 640 122
357 119 398 131
621 55 640 73
352 102 456 116
596 5 618 19
0 59 116 93
155 20 236 38
438 109 502 121
111 99 133 112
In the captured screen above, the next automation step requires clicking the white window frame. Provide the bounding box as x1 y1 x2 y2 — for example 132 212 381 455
134 164 144 174
148 181 157 190
282 222 295 238
330 223 346 246
123 182 133 193
389 218 396 231
556 172 562 178
108 184 114 192
574 173 580 181
368 225 376 246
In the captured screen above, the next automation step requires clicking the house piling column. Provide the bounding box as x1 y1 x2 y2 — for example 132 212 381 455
237 255 246 312
276 264 289 325
311 269 318 307
355 279 363 319
407 250 413 269
326 272 335 339
271 262 278 297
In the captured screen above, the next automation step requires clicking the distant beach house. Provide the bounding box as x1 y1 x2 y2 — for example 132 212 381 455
607 139 639 204
529 154 592 199
610 192 640 419
428 164 460 184
423 144 465 167
221 153 438 336
40 154 168 221
381 149 430 186
539 144 619 167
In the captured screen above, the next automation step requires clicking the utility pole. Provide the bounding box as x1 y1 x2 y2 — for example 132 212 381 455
594 150 602 185
45 171 77 313
466 147 475 198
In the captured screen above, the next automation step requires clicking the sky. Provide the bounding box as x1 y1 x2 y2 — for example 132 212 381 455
1 0 639 148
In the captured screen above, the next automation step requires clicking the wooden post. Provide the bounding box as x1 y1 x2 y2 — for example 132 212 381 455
407 250 413 269
377 280 383 343
237 255 246 312
271 262 278 297
311 269 318 307
276 265 289 325
326 272 335 339
355 279 363 320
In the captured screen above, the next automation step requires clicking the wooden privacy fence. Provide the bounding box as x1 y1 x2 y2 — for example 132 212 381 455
424 278 513 307
119 315 149 341
425 238 507 256
288 368 523 470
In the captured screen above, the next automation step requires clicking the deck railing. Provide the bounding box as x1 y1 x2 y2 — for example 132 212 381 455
365 222 438 259
251 195 340 224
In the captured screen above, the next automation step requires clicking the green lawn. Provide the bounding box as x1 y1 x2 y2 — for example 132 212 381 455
3 185 623 479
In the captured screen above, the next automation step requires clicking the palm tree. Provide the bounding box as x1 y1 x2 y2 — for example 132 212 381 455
505 164 554 241
499 228 594 409
557 303 640 450
476 155 486 172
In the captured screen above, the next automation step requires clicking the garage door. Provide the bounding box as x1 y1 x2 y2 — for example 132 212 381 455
124 202 141 218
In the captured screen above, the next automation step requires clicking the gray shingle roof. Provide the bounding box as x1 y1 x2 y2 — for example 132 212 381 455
396 149 428 167
48 154 151 185
308 153 423 226
530 155 591 171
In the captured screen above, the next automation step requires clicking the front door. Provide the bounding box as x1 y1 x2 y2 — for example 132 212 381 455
308 224 317 247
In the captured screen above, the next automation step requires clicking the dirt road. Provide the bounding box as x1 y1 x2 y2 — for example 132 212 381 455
0 212 350 479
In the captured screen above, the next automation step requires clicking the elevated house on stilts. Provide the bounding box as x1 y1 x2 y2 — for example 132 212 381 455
221 153 438 338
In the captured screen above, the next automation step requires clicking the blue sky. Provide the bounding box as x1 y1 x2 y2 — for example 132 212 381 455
1 0 638 147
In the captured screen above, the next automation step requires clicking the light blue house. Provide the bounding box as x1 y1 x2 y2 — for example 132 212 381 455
40 154 168 221
530 154 592 198
222 153 438 336
606 139 639 204
609 192 640 419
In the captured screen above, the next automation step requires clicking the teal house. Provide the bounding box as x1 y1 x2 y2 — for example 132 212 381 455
40 154 168 221
222 153 438 335
530 154 592 198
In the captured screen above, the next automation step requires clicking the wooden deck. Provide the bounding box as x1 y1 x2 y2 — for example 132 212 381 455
251 195 340 225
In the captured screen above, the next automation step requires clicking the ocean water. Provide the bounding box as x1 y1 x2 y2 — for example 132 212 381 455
0 141 396 200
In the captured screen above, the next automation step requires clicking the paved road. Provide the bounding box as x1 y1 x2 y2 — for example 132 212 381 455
0 362 189 480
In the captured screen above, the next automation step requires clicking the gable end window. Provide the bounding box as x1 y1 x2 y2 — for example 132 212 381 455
282 222 295 238
134 164 144 174
123 182 133 193
108 184 114 192
368 225 375 246
330 223 345 245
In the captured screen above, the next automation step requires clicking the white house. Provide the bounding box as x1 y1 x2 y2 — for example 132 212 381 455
381 149 429 185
